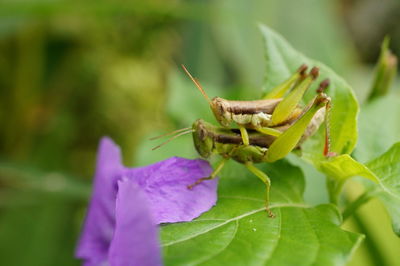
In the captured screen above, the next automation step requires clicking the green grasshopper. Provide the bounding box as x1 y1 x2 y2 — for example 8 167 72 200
152 84 331 217
182 64 320 146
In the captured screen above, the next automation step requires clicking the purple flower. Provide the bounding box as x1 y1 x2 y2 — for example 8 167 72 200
76 137 217 266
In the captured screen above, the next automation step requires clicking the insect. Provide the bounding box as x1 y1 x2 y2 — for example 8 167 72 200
181 64 320 146
152 82 332 217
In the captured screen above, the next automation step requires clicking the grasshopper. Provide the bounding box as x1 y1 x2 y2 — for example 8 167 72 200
152 84 332 217
182 64 320 146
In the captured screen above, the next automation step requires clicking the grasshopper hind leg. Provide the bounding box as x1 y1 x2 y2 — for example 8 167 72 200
256 127 282 137
187 158 228 189
245 162 275 218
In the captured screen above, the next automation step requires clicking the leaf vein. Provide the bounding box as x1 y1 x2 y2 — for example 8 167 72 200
162 204 309 247
263 208 282 264
193 220 239 265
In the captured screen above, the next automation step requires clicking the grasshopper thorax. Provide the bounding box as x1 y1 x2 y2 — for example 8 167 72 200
210 97 284 128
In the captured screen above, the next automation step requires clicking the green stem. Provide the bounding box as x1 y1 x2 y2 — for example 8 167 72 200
342 190 374 221
327 176 345 205
350 206 390 266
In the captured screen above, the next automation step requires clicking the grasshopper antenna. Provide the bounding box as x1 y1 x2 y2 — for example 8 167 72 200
151 129 194 151
181 64 212 104
149 127 192 140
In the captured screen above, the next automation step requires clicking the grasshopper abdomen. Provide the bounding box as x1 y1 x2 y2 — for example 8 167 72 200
211 97 302 128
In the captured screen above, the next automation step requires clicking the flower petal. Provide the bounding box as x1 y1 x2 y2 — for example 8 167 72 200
123 157 218 223
76 137 125 265
76 138 218 265
108 178 162 266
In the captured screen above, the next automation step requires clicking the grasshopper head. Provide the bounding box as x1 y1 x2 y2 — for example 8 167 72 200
192 119 214 158
210 97 231 127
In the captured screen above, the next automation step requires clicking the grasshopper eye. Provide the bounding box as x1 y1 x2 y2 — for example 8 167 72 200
198 126 207 141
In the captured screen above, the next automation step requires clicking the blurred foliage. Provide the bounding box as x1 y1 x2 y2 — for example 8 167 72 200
0 6 176 176
340 0 400 63
0 0 399 265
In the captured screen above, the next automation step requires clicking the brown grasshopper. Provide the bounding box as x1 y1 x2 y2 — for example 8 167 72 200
182 64 321 147
152 83 332 217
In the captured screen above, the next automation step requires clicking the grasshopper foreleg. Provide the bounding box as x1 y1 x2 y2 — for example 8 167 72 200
239 125 250 145
245 162 275 218
187 158 228 189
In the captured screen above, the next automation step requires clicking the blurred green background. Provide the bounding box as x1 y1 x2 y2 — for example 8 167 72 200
0 0 399 265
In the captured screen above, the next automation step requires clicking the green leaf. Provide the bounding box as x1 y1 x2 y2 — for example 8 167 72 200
320 155 378 183
260 24 359 160
366 142 400 235
211 0 355 89
318 142 400 236
319 155 378 203
355 95 400 163
161 160 363 265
